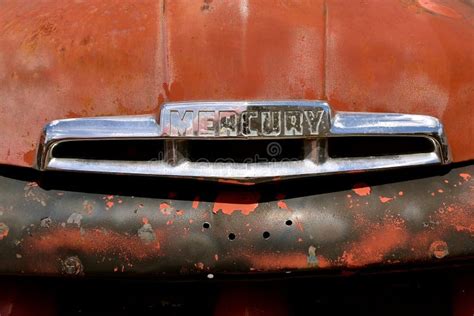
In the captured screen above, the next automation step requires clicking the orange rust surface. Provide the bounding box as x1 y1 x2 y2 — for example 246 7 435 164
24 227 162 274
0 0 473 167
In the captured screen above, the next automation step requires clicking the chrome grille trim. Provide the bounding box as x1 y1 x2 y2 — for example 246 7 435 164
37 101 451 182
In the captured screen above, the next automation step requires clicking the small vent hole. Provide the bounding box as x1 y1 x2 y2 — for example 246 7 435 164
263 231 271 239
285 220 293 226
228 233 236 241
202 222 210 229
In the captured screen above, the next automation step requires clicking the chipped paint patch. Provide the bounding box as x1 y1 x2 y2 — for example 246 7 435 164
138 218 156 244
66 213 83 227
103 195 115 210
307 245 318 267
277 200 289 209
460 173 471 181
352 183 371 196
379 196 394 203
213 192 260 215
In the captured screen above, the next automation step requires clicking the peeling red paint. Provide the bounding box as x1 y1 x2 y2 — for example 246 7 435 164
352 183 371 196
398 191 404 196
277 200 289 209
176 210 184 216
212 192 260 215
192 196 200 209
379 196 394 203
460 173 472 181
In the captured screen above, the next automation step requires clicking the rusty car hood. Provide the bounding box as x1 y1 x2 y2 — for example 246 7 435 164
0 0 473 167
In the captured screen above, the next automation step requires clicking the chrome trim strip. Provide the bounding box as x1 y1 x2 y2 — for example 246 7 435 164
37 101 451 182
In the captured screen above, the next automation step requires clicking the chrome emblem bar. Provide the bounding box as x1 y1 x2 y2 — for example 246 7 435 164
161 102 330 137
37 101 451 182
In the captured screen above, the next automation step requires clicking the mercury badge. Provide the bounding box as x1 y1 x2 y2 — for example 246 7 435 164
160 101 331 138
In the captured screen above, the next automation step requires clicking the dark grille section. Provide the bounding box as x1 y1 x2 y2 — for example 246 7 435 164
52 140 165 161
185 139 306 163
327 136 435 158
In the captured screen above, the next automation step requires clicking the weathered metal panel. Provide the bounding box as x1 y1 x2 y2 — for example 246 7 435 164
0 0 473 167
0 163 471 277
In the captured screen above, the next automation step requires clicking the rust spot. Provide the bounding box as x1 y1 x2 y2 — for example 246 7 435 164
25 228 162 273
435 204 474 234
213 192 260 215
429 240 449 259
160 202 171 215
23 148 36 165
352 183 371 196
0 223 9 240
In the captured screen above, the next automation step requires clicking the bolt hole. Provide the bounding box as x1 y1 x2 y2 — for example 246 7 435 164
228 233 236 241
263 231 271 239
203 222 210 229
285 220 293 226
